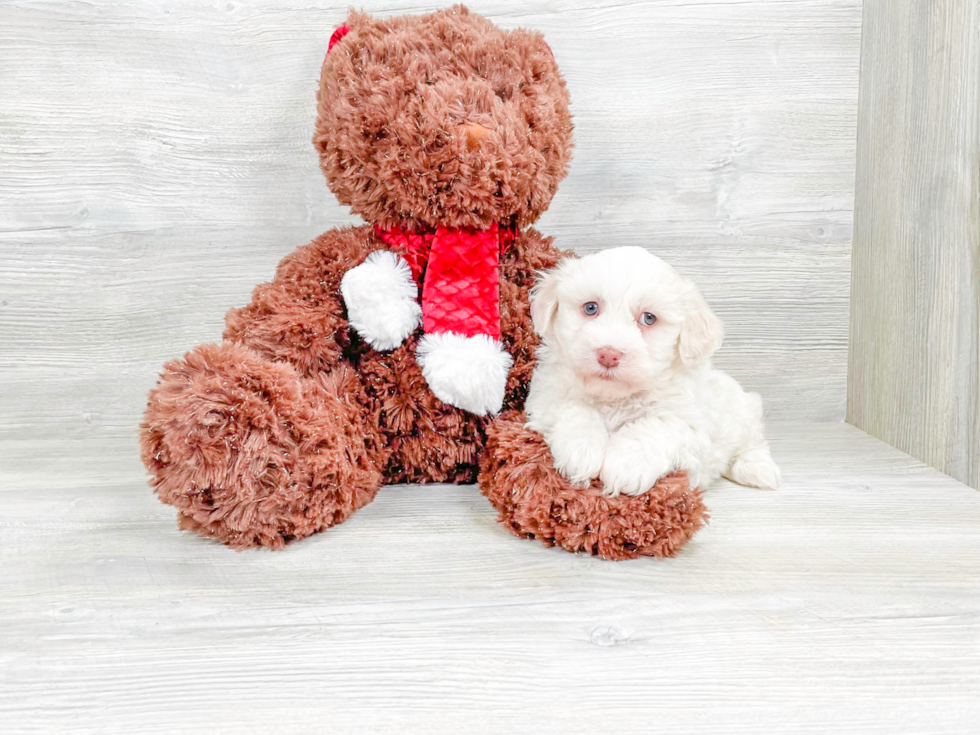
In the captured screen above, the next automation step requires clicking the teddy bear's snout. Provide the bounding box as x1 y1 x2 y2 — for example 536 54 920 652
459 122 491 151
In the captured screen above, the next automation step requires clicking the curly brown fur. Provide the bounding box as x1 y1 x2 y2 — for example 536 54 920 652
498 228 568 406
141 343 384 548
315 5 573 232
223 227 374 376
480 412 708 560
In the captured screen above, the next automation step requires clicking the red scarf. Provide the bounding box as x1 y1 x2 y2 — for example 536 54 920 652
375 223 516 341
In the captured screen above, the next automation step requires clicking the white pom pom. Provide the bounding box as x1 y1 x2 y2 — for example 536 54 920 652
340 251 421 351
416 333 513 416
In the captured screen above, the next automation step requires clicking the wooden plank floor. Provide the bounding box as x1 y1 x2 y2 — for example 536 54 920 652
1 422 978 734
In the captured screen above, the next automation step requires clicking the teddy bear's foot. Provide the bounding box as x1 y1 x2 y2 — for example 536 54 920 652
141 342 383 549
479 411 708 560
415 332 513 416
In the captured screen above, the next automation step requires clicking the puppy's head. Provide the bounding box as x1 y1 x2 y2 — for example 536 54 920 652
530 246 722 399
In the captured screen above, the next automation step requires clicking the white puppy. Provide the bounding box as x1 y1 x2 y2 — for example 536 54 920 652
525 246 780 495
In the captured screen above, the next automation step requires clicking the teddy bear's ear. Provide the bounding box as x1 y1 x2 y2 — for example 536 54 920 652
324 9 376 63
327 25 350 53
322 25 350 68
530 267 562 340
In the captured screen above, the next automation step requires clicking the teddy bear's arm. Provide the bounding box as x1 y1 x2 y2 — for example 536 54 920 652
223 226 384 376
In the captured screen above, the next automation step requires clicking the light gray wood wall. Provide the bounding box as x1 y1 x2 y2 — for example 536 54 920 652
0 0 862 443
848 0 980 489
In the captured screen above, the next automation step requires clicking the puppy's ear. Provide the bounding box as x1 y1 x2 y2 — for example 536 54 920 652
529 267 561 339
678 286 723 366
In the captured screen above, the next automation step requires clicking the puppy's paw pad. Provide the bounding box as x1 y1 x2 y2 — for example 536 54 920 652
729 449 781 490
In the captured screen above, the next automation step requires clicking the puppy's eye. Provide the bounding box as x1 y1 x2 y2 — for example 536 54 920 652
582 302 599 317
639 312 657 326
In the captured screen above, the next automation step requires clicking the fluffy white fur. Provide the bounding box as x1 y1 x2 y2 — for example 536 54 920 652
341 250 421 351
416 332 513 416
525 246 781 495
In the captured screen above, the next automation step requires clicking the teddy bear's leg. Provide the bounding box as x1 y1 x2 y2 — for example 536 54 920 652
479 412 708 560
141 342 383 548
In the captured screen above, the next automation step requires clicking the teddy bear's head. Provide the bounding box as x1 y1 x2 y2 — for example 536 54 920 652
314 5 573 232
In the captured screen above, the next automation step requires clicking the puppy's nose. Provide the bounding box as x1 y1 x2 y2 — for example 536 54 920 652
460 123 490 151
596 347 623 369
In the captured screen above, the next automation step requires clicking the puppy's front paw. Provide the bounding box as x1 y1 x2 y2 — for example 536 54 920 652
600 435 672 496
550 432 607 488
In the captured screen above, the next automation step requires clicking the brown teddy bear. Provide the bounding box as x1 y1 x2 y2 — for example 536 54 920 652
140 6 707 558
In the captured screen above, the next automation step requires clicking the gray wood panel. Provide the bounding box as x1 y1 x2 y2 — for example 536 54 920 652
0 0 861 441
848 0 980 489
2 423 979 733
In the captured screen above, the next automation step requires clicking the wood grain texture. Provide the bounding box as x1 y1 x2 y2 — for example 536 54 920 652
847 0 980 489
0 0 861 440
1 422 979 734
